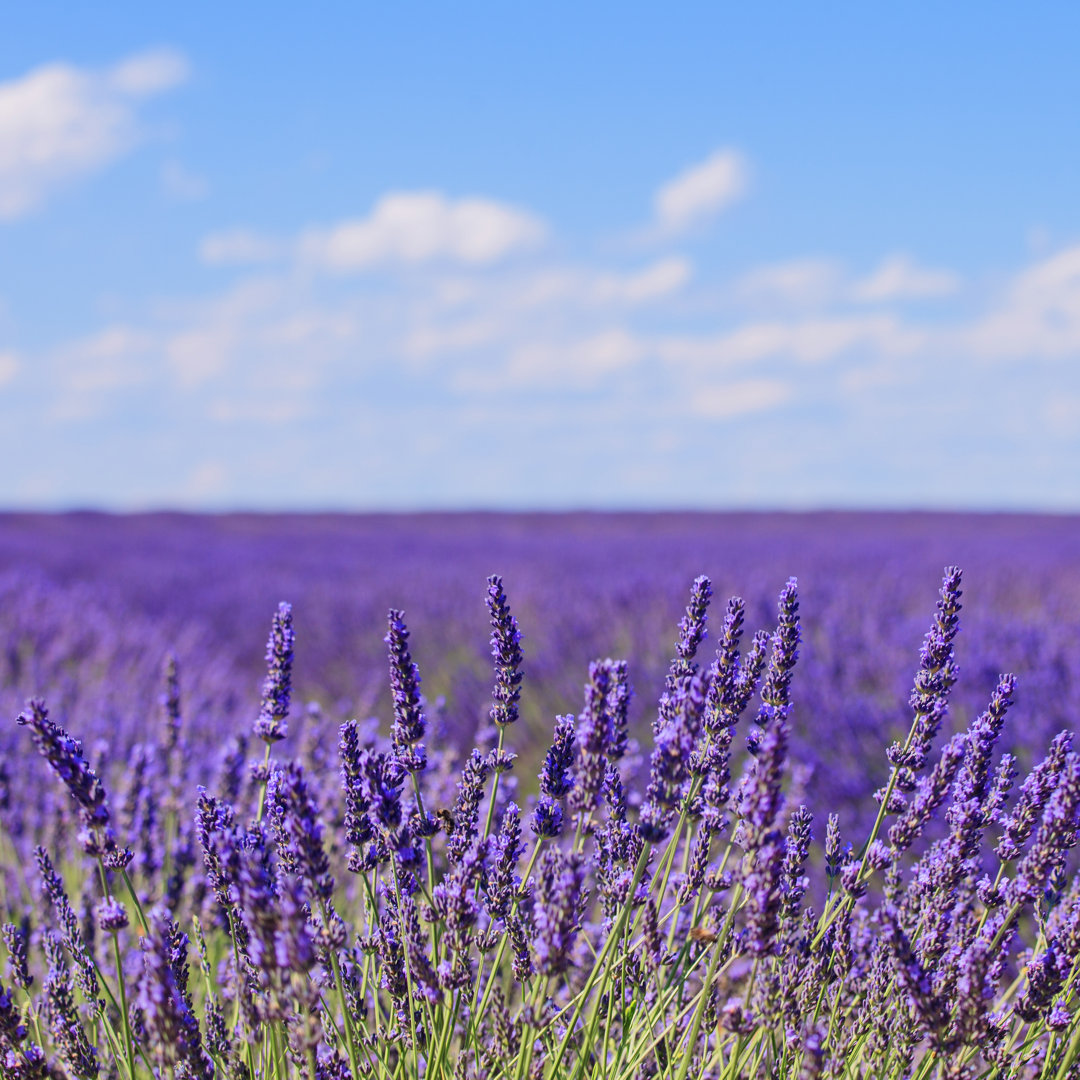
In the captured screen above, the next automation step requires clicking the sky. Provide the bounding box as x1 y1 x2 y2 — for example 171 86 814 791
2 2 1080 510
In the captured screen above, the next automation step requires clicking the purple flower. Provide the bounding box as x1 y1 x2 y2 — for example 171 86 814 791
639 672 706 844
531 794 564 840
42 932 98 1080
743 835 785 956
1007 750 1080 906
533 848 585 975
138 908 214 1080
538 714 576 799
386 609 428 773
656 576 713 733
34 847 98 1005
486 574 523 728
254 601 294 744
160 651 182 755
885 567 962 780
1 923 32 992
485 802 524 923
18 699 115 856
266 761 335 904
447 749 491 861
888 733 967 856
998 731 1073 862
756 577 800 729
569 661 616 822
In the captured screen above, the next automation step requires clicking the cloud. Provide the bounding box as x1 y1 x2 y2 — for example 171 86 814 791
851 255 960 302
493 329 645 389
659 315 920 369
200 229 283 265
298 191 546 272
0 350 18 386
0 49 188 219
962 245 1080 360
735 259 841 309
589 257 692 304
161 159 207 201
691 378 792 419
654 148 748 235
106 50 189 96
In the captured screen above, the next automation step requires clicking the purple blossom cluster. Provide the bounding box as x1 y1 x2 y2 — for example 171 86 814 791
3 515 1080 1077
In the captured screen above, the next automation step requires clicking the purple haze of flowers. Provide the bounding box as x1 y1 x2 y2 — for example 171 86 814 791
386 609 428 773
253 601 294 744
17 699 114 856
486 574 523 729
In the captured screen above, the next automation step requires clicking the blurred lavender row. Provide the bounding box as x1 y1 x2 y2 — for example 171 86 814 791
2 511 1078 836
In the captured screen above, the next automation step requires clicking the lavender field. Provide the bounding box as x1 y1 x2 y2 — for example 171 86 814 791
3 511 1080 1078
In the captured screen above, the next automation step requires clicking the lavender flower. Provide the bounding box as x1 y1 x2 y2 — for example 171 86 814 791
2 923 31 991
42 932 98 1080
656 576 712 733
486 574 523 728
538 714 576 799
998 732 1074 862
138 908 214 1080
267 761 335 904
1007 751 1080 906
386 609 427 772
160 651 182 755
639 672 706 843
533 848 585 975
485 802 524 923
569 661 614 822
447 749 491 861
885 567 963 780
34 847 98 1005
254 601 294 744
756 577 800 729
18 700 114 856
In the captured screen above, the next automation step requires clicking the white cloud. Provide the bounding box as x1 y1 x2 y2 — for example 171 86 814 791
0 350 18 385
659 315 920 369
0 49 188 219
962 245 1080 360
495 329 645 388
590 257 692 304
298 191 546 272
403 319 501 360
654 148 748 235
691 378 792 419
106 49 189 96
200 229 282 265
161 159 207 201
735 259 841 309
178 461 228 501
851 255 960 302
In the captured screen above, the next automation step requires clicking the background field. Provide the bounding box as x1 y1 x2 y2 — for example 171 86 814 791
3 511 1078 837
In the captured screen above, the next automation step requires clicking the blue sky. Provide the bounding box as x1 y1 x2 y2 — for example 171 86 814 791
2 2 1080 509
